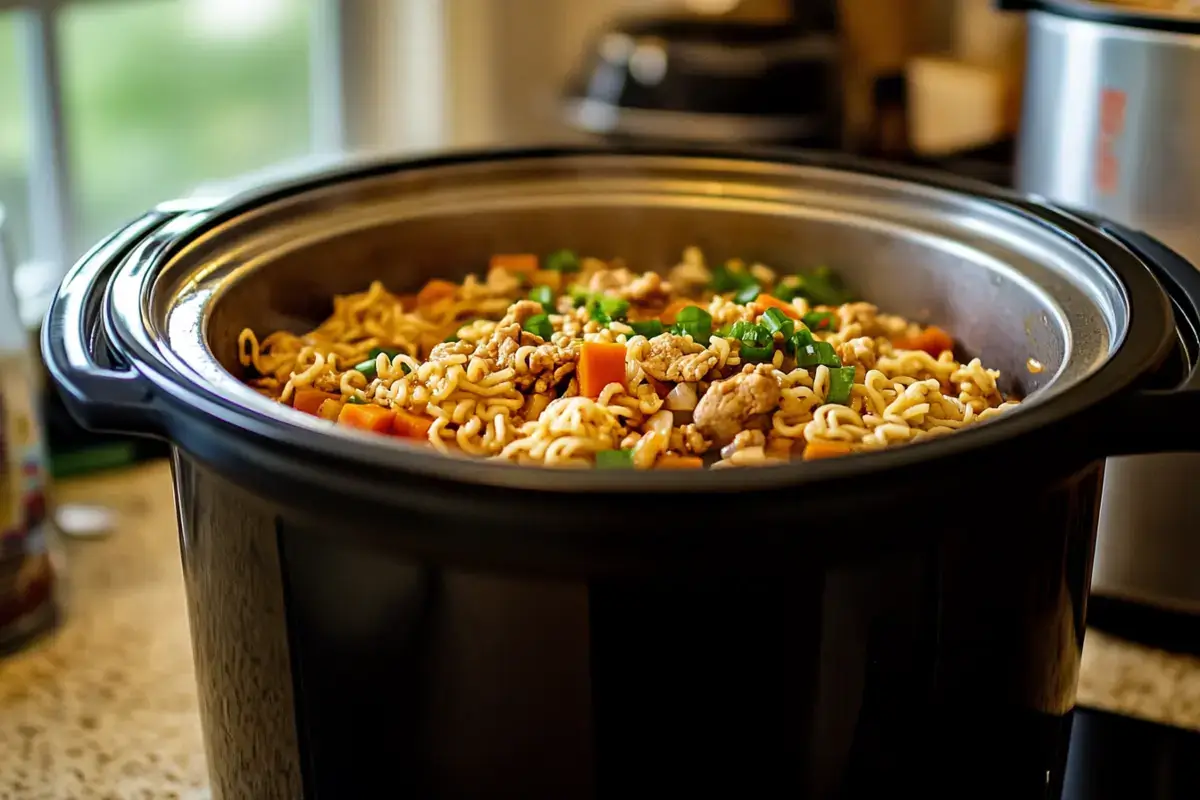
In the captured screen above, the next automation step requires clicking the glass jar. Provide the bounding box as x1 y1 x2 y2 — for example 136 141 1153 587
0 206 61 655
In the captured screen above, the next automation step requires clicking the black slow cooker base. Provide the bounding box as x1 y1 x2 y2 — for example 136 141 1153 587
172 450 1103 799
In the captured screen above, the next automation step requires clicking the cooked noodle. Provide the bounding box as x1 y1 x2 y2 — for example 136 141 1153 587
238 249 1019 469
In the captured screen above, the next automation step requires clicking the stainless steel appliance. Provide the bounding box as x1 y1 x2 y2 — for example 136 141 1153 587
1008 0 1200 615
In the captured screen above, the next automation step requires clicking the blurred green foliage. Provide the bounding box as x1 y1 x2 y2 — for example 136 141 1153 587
0 0 312 261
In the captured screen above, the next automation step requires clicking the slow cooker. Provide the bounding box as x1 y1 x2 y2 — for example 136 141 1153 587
41 146 1200 799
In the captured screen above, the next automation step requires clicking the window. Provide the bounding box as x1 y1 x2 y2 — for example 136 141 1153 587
0 13 32 265
60 0 315 252
0 0 344 326
0 0 446 327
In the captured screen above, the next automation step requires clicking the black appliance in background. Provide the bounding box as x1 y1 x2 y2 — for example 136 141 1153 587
560 2 1016 188
23 243 168 480
561 9 843 149
27 306 167 480
40 364 168 479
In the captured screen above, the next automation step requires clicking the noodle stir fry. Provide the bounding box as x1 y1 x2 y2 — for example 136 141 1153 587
237 248 1019 469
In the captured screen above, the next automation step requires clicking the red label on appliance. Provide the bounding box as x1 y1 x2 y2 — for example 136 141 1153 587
1094 88 1126 196
1099 89 1126 137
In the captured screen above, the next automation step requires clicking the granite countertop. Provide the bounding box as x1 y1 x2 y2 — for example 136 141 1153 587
1 460 1199 798
0 462 207 800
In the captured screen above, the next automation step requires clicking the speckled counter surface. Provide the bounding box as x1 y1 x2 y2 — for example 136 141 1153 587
0 460 1198 798
0 462 207 800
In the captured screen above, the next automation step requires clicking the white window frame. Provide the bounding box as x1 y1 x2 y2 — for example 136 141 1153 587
1 0 447 324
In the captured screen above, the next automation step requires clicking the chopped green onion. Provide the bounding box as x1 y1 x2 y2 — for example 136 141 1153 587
362 349 411 376
734 283 762 304
710 265 738 292
594 295 629 322
773 277 801 303
814 341 842 367
761 307 794 339
744 322 773 347
595 448 636 469
791 327 814 348
569 285 591 307
444 331 460 343
346 395 366 405
803 311 836 331
523 313 554 340
740 340 775 363
586 298 609 324
710 262 758 293
786 326 814 355
774 267 853 307
794 341 840 368
801 266 853 306
725 320 753 340
630 319 664 338
529 285 555 308
732 321 774 362
545 249 580 273
827 366 856 405
354 358 378 379
672 305 713 342
678 305 713 324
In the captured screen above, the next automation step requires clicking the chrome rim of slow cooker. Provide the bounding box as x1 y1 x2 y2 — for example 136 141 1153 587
86 147 1181 495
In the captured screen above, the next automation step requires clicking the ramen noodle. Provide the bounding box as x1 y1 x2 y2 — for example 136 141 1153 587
237 248 1019 469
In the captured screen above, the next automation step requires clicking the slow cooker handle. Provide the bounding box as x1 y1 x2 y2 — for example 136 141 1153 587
41 210 179 437
1089 219 1200 455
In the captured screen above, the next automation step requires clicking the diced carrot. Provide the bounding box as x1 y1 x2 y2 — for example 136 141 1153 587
393 408 434 440
489 254 539 274
336 402 397 433
294 388 339 416
530 269 563 292
416 279 458 308
802 440 854 461
397 293 419 311
894 325 955 357
755 293 802 319
656 454 705 470
316 398 344 421
660 299 701 325
578 341 628 398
